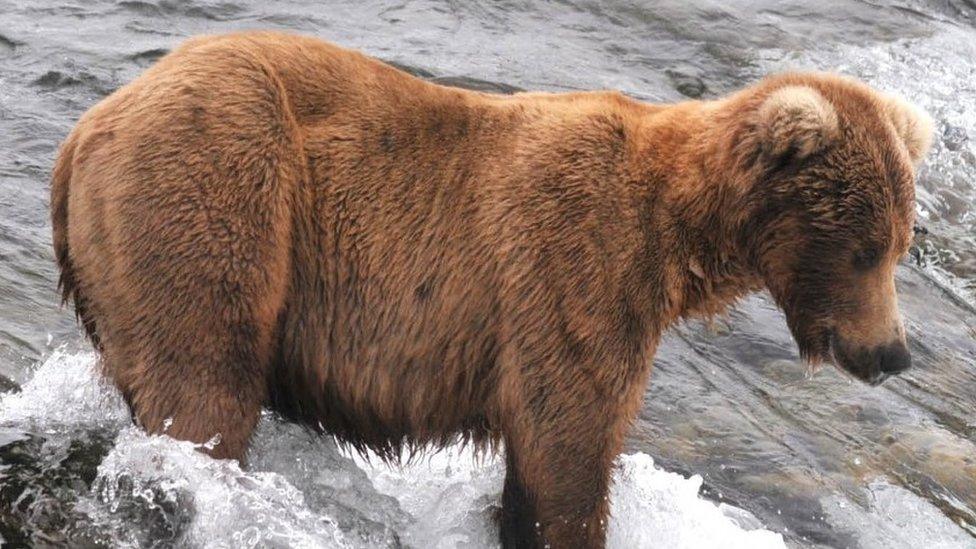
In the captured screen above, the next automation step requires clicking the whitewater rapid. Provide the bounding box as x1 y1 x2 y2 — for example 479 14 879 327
0 349 788 548
5 349 975 547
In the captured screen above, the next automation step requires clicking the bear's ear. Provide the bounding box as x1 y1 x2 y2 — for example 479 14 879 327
756 85 839 162
883 94 934 165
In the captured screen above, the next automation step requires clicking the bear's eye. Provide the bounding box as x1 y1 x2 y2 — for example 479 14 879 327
852 247 881 271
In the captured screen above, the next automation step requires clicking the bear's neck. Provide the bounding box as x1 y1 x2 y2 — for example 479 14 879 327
630 100 764 326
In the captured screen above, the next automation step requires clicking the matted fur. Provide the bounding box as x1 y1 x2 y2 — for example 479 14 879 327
51 32 931 548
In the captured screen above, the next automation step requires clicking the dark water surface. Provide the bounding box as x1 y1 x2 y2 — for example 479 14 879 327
1 1 975 547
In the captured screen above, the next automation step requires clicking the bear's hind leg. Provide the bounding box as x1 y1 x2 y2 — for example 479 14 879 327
128 347 267 461
104 191 290 463
111 313 276 462
101 165 293 463
74 61 301 462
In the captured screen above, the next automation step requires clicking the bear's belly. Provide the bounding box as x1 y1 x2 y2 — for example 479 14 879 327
267 238 503 453
263 118 509 452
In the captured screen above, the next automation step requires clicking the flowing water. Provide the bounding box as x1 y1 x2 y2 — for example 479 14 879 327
1 1 975 547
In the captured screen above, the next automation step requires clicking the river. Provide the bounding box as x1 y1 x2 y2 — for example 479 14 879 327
1 1 974 547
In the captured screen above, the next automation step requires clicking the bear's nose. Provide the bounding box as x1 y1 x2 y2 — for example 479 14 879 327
878 341 912 375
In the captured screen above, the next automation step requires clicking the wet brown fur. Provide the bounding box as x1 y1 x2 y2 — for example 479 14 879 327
51 32 932 548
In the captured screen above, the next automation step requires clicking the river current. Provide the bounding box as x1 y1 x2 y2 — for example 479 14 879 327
1 1 975 547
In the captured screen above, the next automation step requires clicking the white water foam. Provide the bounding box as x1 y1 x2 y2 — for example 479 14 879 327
355 446 785 549
87 427 351 549
0 349 129 426
1 350 788 547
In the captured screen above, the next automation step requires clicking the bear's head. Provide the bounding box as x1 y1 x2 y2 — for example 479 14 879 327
729 74 933 385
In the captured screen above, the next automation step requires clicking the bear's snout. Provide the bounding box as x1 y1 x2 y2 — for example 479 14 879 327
830 332 912 385
878 341 912 376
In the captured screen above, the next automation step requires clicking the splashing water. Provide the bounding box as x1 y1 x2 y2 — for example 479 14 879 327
0 350 787 548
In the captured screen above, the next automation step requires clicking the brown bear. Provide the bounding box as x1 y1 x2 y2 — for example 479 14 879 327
50 31 932 548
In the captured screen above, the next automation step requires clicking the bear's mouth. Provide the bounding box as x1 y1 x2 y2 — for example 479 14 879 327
827 330 888 386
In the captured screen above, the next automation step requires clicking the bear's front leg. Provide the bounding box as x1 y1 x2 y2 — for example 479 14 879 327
500 438 611 549
498 357 648 549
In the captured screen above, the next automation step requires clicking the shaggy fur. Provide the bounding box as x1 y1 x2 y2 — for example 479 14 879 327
51 31 932 548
